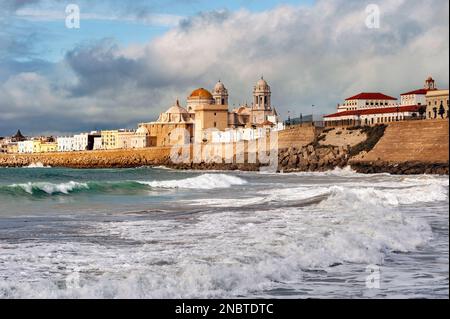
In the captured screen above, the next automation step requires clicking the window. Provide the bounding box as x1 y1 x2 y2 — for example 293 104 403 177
214 122 217 127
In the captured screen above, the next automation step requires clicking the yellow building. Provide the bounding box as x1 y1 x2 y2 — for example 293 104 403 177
32 140 42 153
101 130 119 150
426 89 449 119
6 143 18 154
189 88 229 143
40 142 58 153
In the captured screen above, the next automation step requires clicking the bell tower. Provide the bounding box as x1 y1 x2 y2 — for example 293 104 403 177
253 76 271 110
212 80 229 106
424 76 436 90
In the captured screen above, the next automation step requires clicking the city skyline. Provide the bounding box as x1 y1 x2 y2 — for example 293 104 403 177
1 0 449 136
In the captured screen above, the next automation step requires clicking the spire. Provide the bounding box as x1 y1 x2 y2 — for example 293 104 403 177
13 129 24 138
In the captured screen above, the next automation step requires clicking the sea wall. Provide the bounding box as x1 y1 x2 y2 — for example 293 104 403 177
276 124 318 149
1 120 448 174
0 147 172 168
349 120 449 174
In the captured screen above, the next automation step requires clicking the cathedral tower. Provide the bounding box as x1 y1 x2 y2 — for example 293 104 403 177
253 76 271 110
212 80 229 106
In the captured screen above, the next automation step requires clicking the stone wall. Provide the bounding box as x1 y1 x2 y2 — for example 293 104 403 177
0 147 172 168
350 120 449 164
276 125 318 149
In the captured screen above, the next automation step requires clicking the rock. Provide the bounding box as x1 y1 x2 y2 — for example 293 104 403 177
288 154 299 167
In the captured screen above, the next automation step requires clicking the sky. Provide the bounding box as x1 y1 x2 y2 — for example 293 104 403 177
0 0 448 136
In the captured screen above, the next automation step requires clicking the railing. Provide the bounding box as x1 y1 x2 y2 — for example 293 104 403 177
284 121 325 129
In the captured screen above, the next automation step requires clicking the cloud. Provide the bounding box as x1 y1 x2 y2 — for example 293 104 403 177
0 0 449 136
15 8 183 27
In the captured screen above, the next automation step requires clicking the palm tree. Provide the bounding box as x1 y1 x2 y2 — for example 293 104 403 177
439 102 445 119
418 105 426 119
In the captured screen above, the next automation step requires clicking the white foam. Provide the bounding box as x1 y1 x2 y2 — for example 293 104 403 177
0 197 435 298
10 181 89 194
137 173 247 189
25 162 51 168
0 172 447 299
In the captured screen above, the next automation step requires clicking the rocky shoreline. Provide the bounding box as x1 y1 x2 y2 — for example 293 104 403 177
350 161 449 175
1 148 447 175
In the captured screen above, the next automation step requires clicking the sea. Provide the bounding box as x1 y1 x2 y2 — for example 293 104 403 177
0 165 448 299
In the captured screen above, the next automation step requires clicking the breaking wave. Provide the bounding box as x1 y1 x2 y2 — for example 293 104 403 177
136 173 247 189
6 181 89 195
0 174 248 196
0 185 437 298
25 162 51 168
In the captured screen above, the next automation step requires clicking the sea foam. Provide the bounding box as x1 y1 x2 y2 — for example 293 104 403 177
25 162 51 168
137 173 247 189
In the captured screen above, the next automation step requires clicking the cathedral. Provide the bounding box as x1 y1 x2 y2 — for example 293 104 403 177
139 77 280 146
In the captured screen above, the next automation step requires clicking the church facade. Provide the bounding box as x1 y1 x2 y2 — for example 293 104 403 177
139 77 280 146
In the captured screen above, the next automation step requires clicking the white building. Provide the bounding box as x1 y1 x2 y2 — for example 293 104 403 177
117 130 136 149
93 137 103 150
131 126 150 149
73 133 89 151
57 137 75 152
18 140 34 154
211 127 272 144
336 92 398 112
324 92 423 126
400 77 437 106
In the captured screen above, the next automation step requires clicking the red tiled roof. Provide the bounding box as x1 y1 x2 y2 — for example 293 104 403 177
324 105 421 118
345 92 397 101
400 88 436 96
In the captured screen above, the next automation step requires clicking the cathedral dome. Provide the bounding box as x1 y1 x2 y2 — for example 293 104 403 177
257 78 267 86
189 88 213 99
213 80 226 93
255 77 270 91
166 99 188 114
136 126 149 135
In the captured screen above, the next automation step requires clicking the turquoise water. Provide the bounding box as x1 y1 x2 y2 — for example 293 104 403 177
0 166 448 298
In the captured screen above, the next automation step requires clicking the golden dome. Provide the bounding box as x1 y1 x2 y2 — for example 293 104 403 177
189 88 213 99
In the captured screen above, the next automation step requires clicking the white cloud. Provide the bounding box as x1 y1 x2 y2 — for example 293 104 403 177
0 0 449 135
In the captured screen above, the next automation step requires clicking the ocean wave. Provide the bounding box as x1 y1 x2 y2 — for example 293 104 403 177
185 176 448 208
137 173 247 189
25 162 51 168
0 198 435 298
7 181 89 195
0 174 248 196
